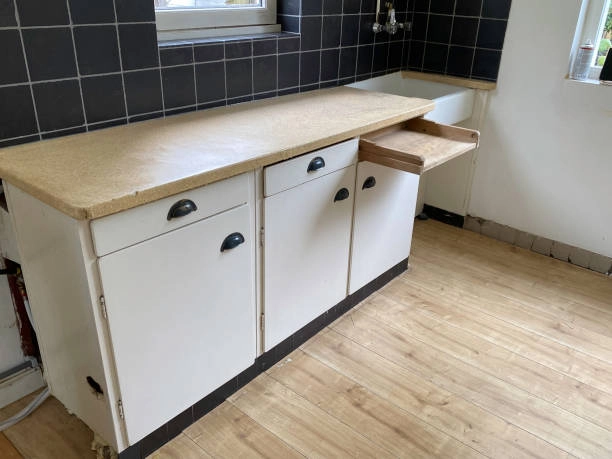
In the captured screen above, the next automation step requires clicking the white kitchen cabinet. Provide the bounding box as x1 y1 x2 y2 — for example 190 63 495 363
263 165 356 350
98 204 255 444
349 161 419 294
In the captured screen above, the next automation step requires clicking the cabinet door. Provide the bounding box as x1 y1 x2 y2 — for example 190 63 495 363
349 161 419 294
264 165 355 350
98 205 255 444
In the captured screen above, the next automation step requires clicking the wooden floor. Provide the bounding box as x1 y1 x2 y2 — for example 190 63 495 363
2 219 612 458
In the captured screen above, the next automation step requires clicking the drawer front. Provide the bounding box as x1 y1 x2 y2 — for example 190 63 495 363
264 138 358 197
91 172 250 257
98 204 255 444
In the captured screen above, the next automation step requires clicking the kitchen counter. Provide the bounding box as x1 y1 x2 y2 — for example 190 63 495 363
0 87 434 220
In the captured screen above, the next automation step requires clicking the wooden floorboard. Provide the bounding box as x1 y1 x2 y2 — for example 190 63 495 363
3 219 612 458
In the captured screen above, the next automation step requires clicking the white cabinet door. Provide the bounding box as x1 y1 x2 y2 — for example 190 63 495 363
98 205 255 444
349 161 419 294
264 165 356 350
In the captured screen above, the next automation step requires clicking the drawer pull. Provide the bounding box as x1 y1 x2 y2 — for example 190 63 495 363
362 176 376 190
334 188 350 202
220 232 245 252
307 156 326 173
167 199 198 220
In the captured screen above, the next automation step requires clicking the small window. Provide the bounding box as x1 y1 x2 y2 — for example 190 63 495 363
575 0 611 79
155 0 279 41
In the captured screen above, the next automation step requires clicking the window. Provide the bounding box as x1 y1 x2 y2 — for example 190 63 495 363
155 0 279 41
575 0 612 79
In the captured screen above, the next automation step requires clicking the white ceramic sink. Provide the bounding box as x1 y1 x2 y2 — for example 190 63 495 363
349 71 475 125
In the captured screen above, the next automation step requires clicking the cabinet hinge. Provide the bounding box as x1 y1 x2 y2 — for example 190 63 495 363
117 399 125 419
259 227 264 247
99 296 107 320
260 313 265 333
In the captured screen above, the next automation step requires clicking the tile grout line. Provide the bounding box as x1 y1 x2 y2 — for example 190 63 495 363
110 0 130 126
65 0 89 129
13 0 42 140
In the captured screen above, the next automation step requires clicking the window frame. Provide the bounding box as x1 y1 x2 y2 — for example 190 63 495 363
576 0 611 79
155 0 279 41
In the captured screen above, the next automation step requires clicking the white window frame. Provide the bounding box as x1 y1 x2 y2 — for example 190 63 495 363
575 0 611 79
156 0 280 41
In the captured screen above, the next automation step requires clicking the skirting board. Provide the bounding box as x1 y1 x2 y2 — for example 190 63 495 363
118 257 409 459
0 365 45 409
464 215 612 275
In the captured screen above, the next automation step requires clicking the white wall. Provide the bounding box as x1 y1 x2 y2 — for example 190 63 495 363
469 0 612 258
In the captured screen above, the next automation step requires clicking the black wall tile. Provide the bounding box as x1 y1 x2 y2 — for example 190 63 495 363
82 74 126 123
482 0 511 19
33 80 84 131
278 52 299 88
119 24 159 70
411 12 428 41
302 0 323 15
69 0 115 24
340 15 359 46
356 44 373 75
225 40 252 59
407 41 425 69
254 90 276 100
372 42 389 72
430 0 455 14
74 26 120 75
361 0 376 13
322 15 341 48
343 0 360 14
321 48 339 80
339 46 357 77
0 85 37 139
226 58 253 98
446 45 473 76
477 19 507 49
162 66 196 108
279 15 300 33
81 75 126 123
115 0 155 22
323 0 342 15
0 30 28 85
194 44 224 62
451 17 478 46
300 50 320 85
16 0 69 26
423 42 448 72
358 14 376 45
414 0 430 12
427 14 452 43
124 69 163 115
196 61 225 102
22 28 76 81
278 36 300 53
301 16 322 50
253 39 277 56
253 55 277 92
0 0 17 27
455 0 481 16
278 0 300 15
472 48 501 79
388 41 403 68
160 46 193 66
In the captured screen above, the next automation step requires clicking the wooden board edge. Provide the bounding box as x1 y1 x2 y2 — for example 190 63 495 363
401 71 498 91
358 151 423 175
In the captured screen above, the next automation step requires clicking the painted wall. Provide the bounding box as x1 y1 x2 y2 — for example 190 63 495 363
469 0 612 258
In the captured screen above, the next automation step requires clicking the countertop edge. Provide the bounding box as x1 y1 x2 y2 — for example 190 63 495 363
1 97 435 221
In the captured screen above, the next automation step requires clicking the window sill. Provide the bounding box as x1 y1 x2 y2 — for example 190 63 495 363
158 25 284 47
564 76 612 87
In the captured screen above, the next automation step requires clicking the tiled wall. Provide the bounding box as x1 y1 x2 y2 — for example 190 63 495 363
405 0 510 80
0 0 408 147
0 0 510 148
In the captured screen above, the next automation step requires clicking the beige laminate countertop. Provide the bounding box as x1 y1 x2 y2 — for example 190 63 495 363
0 87 434 220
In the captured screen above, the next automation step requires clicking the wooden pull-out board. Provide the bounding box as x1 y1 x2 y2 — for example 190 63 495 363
359 118 480 174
